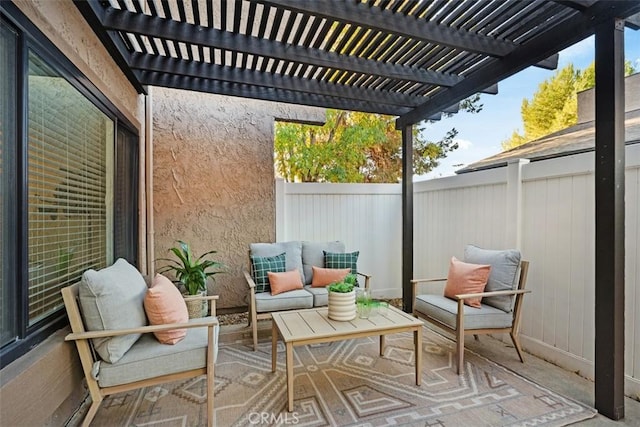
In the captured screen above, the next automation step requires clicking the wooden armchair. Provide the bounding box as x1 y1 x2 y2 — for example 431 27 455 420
62 265 219 426
412 246 530 374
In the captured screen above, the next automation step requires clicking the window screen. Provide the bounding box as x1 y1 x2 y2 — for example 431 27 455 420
27 50 114 325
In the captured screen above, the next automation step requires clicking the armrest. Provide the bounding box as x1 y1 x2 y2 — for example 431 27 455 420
454 289 531 300
65 317 219 342
357 272 371 290
243 271 256 290
183 294 219 316
411 277 447 285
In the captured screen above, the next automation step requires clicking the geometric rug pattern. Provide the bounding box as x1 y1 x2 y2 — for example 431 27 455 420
89 327 597 426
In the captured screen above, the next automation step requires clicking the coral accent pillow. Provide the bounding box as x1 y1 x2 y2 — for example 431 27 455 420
268 270 303 295
144 274 189 344
443 257 491 308
311 266 351 287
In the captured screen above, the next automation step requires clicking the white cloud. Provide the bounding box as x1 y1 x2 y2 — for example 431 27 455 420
456 138 473 150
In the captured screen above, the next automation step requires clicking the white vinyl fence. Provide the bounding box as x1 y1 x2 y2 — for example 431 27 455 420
276 143 640 397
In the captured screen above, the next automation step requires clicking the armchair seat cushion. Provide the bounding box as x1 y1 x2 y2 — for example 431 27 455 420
415 294 513 330
254 289 313 313
97 318 219 387
304 285 328 307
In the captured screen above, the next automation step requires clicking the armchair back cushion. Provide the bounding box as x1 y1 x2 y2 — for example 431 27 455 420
463 245 521 312
144 274 189 344
301 241 345 285
251 241 304 286
79 258 148 363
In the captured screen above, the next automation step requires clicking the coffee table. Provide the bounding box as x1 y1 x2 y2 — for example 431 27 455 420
271 305 424 411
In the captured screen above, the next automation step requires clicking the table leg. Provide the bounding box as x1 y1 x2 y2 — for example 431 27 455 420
414 327 422 386
286 343 294 411
379 334 385 356
271 321 278 373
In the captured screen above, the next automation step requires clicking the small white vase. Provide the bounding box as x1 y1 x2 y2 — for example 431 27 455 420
328 290 356 321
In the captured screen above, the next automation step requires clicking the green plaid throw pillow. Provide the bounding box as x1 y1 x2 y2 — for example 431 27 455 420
251 252 286 293
324 251 359 276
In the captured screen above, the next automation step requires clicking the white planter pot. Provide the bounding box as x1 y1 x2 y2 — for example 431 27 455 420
328 290 356 321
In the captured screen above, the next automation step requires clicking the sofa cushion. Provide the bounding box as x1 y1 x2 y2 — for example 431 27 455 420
251 241 305 284
144 274 189 344
302 241 345 285
324 251 359 276
97 318 219 387
254 289 313 313
268 270 304 295
79 258 148 363
304 285 329 307
311 266 351 287
250 252 286 293
443 257 491 308
464 245 521 312
415 294 513 330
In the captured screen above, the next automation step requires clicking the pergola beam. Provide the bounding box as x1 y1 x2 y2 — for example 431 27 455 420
136 70 411 116
260 0 559 70
99 6 465 89
128 53 425 110
396 0 640 128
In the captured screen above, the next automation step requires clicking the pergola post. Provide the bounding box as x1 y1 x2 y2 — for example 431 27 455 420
401 125 414 313
594 18 625 420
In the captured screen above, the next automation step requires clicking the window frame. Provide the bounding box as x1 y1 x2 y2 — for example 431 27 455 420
0 3 140 367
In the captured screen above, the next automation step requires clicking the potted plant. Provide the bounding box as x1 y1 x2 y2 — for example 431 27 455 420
327 273 357 321
157 240 225 318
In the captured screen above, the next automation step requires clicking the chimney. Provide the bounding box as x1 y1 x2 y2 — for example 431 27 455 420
576 72 640 124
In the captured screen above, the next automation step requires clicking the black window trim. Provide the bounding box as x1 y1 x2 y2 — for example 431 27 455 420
1 2 140 368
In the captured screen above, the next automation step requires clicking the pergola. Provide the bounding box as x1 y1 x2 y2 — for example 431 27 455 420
74 0 640 420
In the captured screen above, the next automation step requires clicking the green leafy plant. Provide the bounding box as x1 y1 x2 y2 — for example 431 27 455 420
157 240 225 295
327 273 357 293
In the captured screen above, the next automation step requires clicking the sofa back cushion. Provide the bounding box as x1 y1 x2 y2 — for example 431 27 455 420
250 241 304 285
301 241 345 285
463 245 521 312
79 258 148 363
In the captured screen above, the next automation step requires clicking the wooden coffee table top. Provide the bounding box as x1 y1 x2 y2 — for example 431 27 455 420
271 305 423 344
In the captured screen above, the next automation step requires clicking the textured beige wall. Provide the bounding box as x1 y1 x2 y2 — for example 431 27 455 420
153 88 324 309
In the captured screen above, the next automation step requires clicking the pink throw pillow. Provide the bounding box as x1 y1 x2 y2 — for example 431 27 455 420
268 270 303 295
311 266 351 287
144 274 189 344
443 257 491 308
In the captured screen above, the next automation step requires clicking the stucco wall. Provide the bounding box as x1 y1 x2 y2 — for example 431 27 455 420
1 2 144 426
152 87 324 309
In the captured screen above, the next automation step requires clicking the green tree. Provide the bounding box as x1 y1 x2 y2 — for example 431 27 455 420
502 61 635 151
275 96 481 183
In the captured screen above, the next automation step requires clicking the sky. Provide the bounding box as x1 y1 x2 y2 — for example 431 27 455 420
417 27 640 181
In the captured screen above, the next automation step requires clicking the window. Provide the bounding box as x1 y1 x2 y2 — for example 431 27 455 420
0 7 139 366
1 18 18 348
27 51 114 324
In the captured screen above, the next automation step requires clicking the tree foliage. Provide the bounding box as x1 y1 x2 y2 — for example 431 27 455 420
502 61 635 151
275 95 482 183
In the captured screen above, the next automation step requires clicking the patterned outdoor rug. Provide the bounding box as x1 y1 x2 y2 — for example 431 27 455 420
89 327 597 426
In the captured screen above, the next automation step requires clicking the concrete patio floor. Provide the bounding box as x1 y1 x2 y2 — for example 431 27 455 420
220 321 640 426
